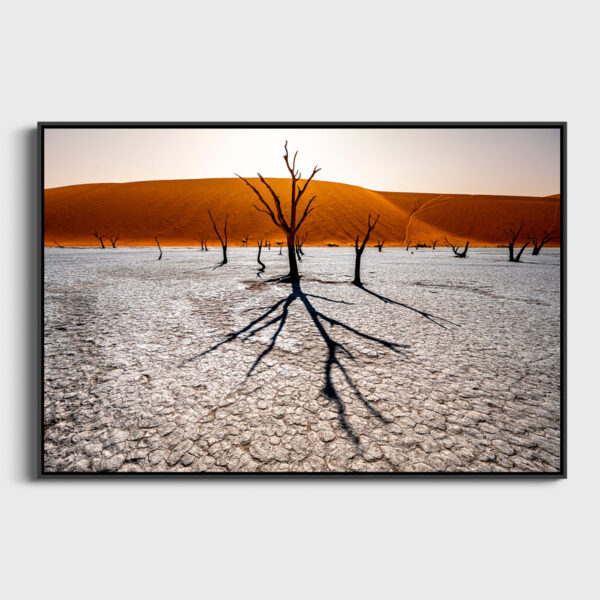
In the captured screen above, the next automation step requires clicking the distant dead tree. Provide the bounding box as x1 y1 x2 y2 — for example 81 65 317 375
414 241 427 250
154 235 163 261
375 240 385 252
53 240 64 248
432 239 438 250
241 234 249 247
406 239 412 251
444 237 469 258
267 240 271 250
109 233 120 248
208 209 228 265
531 228 557 256
276 241 283 255
236 141 320 283
256 239 266 276
507 222 530 262
352 214 380 287
295 231 308 261
91 231 106 249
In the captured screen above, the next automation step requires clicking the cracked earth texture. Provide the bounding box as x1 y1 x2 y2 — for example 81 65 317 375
43 247 561 473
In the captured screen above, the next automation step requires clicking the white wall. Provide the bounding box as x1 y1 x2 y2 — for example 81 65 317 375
2 2 597 598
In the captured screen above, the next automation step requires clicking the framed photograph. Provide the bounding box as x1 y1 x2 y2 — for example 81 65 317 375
40 122 565 477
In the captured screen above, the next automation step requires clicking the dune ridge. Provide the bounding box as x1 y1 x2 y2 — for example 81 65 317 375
44 178 561 247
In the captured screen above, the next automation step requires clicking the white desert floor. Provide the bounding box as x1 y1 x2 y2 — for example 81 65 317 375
43 246 561 473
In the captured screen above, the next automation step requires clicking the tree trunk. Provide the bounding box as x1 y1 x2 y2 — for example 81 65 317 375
352 251 363 287
285 234 300 282
221 244 227 265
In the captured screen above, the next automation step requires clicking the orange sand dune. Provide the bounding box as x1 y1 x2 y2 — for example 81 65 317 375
44 178 561 247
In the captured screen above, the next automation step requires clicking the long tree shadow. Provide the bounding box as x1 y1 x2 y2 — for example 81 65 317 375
355 284 460 329
181 281 454 444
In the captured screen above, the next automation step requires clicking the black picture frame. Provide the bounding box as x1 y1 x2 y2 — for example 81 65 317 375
38 121 566 479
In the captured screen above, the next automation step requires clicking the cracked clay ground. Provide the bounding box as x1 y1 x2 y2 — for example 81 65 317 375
43 247 561 473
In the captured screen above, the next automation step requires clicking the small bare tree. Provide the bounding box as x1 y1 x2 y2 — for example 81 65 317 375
444 237 469 258
432 239 438 250
375 240 385 252
208 209 228 265
236 141 320 283
241 234 249 247
256 239 266 276
276 241 283 255
53 240 64 248
531 228 557 256
295 231 308 261
352 214 380 287
507 222 530 262
91 231 106 249
109 233 120 248
154 235 162 261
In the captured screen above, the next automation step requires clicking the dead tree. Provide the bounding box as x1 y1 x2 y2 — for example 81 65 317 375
91 231 106 249
352 214 380 287
375 240 384 252
109 233 120 248
276 241 283 255
236 141 320 283
444 237 469 258
432 239 438 250
406 239 412 251
507 222 530 262
241 234 249 247
256 239 266 276
267 240 271 250
295 232 308 261
208 209 228 265
154 235 162 261
531 229 557 255
53 240 64 248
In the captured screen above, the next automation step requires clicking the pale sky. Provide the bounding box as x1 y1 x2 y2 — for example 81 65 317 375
44 127 561 196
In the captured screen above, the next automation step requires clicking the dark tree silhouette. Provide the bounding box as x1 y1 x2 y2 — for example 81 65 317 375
352 214 380 287
405 239 412 251
531 228 557 256
154 235 162 261
91 231 106 249
267 240 271 250
241 234 249 247
208 209 228 265
236 141 320 283
53 240 64 248
443 237 469 258
109 233 120 248
375 240 385 252
507 222 530 262
256 239 266 276
276 241 283 255
295 231 308 261
432 239 438 250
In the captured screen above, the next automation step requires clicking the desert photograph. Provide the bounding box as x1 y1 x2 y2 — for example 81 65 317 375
42 125 563 474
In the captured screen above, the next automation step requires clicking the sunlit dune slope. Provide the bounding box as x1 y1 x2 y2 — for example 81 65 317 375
44 178 561 247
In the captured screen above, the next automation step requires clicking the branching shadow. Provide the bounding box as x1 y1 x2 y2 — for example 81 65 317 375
181 281 421 445
355 284 460 330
